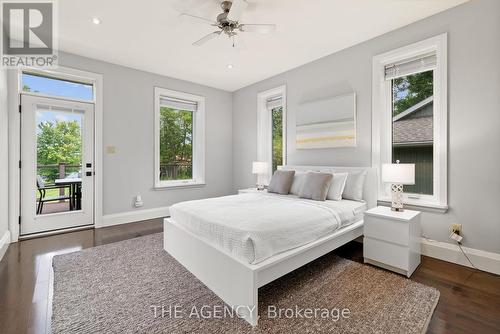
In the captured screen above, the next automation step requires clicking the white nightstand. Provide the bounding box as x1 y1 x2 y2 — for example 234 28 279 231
363 206 421 278
238 188 267 194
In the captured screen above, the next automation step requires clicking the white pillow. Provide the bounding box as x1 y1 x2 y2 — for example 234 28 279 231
326 172 348 201
289 171 308 195
342 171 367 201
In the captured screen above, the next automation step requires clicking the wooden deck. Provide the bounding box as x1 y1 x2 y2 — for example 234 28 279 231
37 201 72 215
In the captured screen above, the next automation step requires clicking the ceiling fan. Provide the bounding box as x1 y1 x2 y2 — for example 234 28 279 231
181 0 276 47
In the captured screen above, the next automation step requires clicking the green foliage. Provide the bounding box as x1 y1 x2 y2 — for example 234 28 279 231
271 106 283 172
38 121 82 165
159 107 193 180
392 70 433 116
37 120 82 182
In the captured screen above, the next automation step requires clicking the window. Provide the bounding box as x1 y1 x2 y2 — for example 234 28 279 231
159 104 193 181
154 87 205 188
372 34 447 211
392 70 434 195
21 72 94 101
257 86 286 181
269 97 284 173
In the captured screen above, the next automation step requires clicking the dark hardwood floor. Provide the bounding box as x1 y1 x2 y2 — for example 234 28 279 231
336 242 500 334
0 219 163 334
0 219 498 334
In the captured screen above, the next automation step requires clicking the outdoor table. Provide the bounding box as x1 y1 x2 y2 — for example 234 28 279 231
54 178 82 210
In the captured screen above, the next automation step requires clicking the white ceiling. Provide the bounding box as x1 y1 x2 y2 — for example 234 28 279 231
59 0 467 91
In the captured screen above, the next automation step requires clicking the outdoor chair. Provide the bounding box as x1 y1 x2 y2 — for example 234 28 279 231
36 175 72 214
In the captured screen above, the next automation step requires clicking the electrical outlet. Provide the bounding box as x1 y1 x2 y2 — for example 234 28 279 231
450 223 462 235
449 231 463 243
134 195 143 208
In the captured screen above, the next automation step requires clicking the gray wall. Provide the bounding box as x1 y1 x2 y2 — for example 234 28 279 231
0 70 9 241
232 0 500 254
58 53 233 215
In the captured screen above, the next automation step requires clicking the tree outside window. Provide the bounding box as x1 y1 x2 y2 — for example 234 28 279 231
159 107 193 181
271 106 283 173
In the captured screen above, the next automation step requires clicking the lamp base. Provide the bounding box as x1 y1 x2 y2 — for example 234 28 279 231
391 183 405 212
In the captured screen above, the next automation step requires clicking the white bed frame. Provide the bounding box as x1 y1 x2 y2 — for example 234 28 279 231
164 166 377 326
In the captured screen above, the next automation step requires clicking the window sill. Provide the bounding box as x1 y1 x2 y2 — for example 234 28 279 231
154 181 206 190
377 199 448 214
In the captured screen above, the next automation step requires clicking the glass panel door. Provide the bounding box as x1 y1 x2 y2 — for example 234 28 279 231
21 94 94 235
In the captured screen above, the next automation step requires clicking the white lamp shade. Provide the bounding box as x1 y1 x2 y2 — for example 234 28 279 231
252 161 268 175
382 163 415 185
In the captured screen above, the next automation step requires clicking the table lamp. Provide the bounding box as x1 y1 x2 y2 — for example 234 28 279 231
382 161 415 212
252 161 268 190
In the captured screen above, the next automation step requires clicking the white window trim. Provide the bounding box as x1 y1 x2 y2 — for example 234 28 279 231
257 85 287 184
154 87 205 189
372 33 448 212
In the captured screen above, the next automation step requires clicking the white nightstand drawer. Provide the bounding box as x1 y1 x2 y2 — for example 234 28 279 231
364 215 409 246
364 237 409 271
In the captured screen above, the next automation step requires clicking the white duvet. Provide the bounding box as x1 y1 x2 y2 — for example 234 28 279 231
169 193 364 264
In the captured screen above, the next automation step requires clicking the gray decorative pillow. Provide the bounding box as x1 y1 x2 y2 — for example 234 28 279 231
342 171 367 201
298 172 333 201
268 170 296 195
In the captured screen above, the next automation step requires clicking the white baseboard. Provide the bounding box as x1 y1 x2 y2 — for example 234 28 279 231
421 238 500 275
100 206 170 228
0 230 11 262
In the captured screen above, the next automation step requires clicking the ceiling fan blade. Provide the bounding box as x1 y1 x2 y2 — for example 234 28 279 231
227 0 248 22
192 31 221 46
239 24 276 34
179 13 216 25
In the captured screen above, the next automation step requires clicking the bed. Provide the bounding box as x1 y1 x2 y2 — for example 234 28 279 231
164 166 377 326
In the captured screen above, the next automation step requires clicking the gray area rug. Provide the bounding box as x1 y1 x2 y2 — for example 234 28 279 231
52 233 439 333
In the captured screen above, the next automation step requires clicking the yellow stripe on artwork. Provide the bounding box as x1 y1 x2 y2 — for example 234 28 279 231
296 135 355 144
